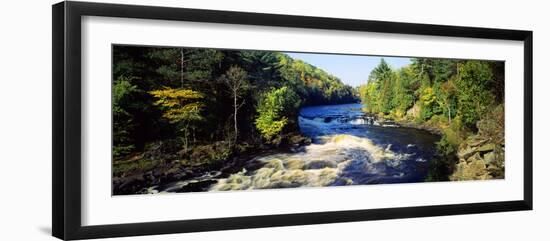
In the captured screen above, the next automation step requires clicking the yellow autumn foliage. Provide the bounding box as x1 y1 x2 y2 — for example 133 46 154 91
149 87 204 124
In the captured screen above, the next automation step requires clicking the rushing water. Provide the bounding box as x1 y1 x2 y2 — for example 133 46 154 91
208 103 440 191
154 103 440 193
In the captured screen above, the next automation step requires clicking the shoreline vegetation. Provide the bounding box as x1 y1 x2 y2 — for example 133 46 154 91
112 46 355 194
112 46 504 195
358 59 505 182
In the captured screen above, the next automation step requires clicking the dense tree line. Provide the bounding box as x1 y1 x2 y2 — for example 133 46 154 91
112 46 357 161
359 58 504 128
359 58 505 180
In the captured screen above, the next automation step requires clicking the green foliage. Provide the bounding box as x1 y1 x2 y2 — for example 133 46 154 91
147 48 223 84
420 87 436 106
359 59 396 114
431 59 457 83
419 86 436 120
112 45 503 185
437 134 457 156
255 86 301 140
425 134 457 182
359 58 499 128
434 80 457 123
411 58 457 84
112 45 358 164
113 77 139 158
358 58 502 182
477 104 505 143
113 158 159 177
372 59 395 113
277 54 357 105
183 49 224 81
358 80 378 112
239 51 282 89
187 142 233 166
391 67 417 117
455 61 495 128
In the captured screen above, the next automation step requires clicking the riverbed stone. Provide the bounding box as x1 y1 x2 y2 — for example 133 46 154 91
273 169 309 188
286 159 305 170
450 158 491 181
305 160 337 170
478 143 496 153
483 151 496 165
406 103 421 119
315 167 338 186
458 146 478 160
466 152 483 163
264 159 284 171
468 137 488 147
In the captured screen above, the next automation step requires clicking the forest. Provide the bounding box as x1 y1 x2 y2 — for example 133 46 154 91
358 58 505 181
112 46 357 194
112 45 505 195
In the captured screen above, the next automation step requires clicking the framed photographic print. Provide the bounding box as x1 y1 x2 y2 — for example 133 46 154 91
52 1 533 240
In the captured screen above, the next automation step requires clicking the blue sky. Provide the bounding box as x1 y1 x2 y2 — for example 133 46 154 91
285 52 411 87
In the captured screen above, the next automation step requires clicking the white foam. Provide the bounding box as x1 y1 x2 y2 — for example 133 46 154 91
210 134 411 191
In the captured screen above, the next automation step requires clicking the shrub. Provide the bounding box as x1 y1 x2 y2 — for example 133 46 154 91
255 86 301 140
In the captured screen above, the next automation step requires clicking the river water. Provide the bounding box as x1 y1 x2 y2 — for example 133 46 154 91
205 103 440 191
153 103 440 193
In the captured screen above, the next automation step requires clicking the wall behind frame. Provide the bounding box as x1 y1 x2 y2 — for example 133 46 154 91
0 0 546 240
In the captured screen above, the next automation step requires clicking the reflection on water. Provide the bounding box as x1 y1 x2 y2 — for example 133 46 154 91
210 103 439 191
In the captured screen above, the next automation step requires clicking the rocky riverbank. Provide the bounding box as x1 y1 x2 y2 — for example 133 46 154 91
450 105 505 180
361 111 442 136
112 133 312 195
362 104 505 181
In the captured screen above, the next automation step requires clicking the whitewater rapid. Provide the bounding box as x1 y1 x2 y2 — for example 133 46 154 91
210 103 439 191
149 103 439 194
210 134 413 191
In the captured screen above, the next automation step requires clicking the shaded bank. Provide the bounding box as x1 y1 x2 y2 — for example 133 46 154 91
361 103 505 182
358 58 505 181
150 104 440 193
113 104 443 194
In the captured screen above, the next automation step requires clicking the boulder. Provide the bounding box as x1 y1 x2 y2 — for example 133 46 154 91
466 152 483 164
483 151 496 165
285 159 305 170
478 143 496 153
458 146 478 160
305 160 337 170
450 158 491 181
406 102 421 119
264 159 284 171
467 137 488 148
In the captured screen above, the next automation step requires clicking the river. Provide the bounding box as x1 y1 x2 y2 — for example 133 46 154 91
155 103 440 193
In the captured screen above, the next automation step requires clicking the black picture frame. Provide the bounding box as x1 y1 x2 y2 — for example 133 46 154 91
52 1 533 240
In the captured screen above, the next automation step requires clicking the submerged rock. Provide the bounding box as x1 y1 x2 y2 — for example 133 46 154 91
305 160 337 169
285 159 305 170
264 159 285 171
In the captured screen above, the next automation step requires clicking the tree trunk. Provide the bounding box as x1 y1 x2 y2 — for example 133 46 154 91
192 126 196 144
233 91 238 144
180 48 184 88
180 118 194 152
448 105 451 124
182 129 188 152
